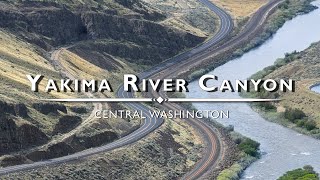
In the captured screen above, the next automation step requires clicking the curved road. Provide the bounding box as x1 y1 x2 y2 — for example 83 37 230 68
148 0 282 179
116 1 233 179
0 0 232 176
0 0 282 178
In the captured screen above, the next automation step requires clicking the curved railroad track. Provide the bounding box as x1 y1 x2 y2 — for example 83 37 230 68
0 0 283 178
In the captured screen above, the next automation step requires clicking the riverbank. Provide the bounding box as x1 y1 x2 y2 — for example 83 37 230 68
186 0 320 178
231 0 317 58
186 0 317 82
194 0 319 179
216 131 260 180
242 41 320 139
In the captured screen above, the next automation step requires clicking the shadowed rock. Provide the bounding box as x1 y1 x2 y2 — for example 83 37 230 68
0 115 49 155
32 103 67 115
53 115 82 135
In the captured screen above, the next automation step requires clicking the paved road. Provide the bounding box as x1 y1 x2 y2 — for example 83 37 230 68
143 0 283 179
134 0 233 79
0 0 282 178
0 0 231 176
116 0 233 179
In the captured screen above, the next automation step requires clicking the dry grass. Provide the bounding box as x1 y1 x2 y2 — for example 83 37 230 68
4 118 203 179
279 80 320 125
143 0 217 37
169 118 203 168
162 18 208 37
58 49 141 136
264 42 320 126
0 30 77 103
0 30 82 134
210 0 268 19
59 49 135 98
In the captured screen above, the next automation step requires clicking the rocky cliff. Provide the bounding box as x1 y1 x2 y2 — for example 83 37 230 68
0 101 49 155
0 115 49 156
53 115 82 135
0 1 204 65
0 0 208 164
0 101 28 118
32 103 67 115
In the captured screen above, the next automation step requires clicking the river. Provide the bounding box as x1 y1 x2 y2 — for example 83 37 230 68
311 84 320 94
186 1 320 179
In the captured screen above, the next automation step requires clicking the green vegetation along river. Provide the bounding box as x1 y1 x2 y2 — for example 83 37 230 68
186 1 320 179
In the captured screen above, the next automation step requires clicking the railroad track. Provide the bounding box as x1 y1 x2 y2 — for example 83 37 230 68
0 0 283 178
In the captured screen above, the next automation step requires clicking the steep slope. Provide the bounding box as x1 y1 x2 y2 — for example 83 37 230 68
0 0 205 65
247 41 320 138
0 0 213 167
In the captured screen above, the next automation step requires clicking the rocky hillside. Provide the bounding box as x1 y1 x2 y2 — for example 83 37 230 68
0 0 206 66
264 43 320 122
0 0 215 167
247 41 320 138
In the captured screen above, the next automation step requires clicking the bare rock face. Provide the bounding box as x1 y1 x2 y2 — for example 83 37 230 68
0 2 87 47
70 106 88 114
67 12 205 66
0 1 204 65
0 101 28 118
0 101 16 115
25 7 87 45
26 142 75 161
80 13 203 49
0 155 31 167
32 103 67 115
53 115 82 135
69 130 119 150
14 103 29 118
0 115 49 155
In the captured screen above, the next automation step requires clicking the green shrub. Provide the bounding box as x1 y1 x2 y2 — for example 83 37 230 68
187 68 206 80
278 165 319 180
217 163 242 180
259 102 276 111
297 120 305 127
284 108 306 122
238 139 260 157
304 120 317 131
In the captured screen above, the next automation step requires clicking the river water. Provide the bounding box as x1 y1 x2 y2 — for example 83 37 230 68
311 84 320 94
186 1 320 179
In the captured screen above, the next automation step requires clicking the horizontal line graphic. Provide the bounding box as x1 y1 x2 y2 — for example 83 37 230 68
42 98 281 103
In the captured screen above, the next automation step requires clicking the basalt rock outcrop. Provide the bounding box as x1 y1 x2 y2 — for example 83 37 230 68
26 142 75 161
68 130 119 151
0 155 31 167
0 1 204 65
0 115 49 155
0 101 28 118
53 115 82 135
32 103 67 115
70 106 88 114
79 13 204 64
13 103 29 118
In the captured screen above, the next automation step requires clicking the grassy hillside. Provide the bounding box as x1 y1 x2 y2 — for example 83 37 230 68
0 0 215 171
0 30 67 102
0 29 84 133
0 0 209 66
143 0 218 37
211 0 268 19
2 119 204 179
245 42 320 138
